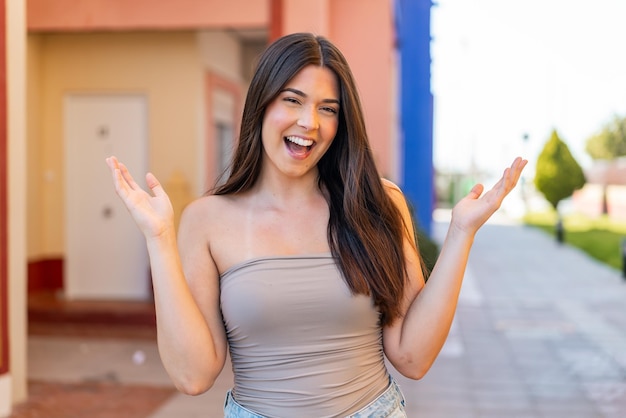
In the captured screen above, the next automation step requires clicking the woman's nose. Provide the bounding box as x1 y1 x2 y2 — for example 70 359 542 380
297 107 319 131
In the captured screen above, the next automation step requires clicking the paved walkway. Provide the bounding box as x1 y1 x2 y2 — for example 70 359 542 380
16 213 626 417
406 213 626 417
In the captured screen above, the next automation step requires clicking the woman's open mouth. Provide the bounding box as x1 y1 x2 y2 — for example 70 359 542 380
285 135 314 157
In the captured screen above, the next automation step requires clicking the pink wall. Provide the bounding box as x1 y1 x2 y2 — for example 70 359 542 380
329 0 395 177
281 0 330 37
27 0 269 31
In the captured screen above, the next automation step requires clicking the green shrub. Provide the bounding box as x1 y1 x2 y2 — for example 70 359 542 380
415 226 440 278
534 129 586 210
404 199 440 280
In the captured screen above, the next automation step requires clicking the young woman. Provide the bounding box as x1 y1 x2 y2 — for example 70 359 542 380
106 32 527 417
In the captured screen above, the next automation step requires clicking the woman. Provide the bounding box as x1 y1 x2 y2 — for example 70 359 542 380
106 32 526 417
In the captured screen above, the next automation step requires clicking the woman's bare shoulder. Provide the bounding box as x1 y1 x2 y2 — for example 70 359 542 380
182 193 233 214
381 177 405 198
178 193 243 231
179 193 250 273
380 178 414 224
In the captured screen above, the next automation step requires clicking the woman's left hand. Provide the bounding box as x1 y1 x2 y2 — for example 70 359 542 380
450 157 528 236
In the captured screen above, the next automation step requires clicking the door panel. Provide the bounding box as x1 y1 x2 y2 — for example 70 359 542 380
64 95 149 300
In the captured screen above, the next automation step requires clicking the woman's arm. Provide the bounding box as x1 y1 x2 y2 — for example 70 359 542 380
106 157 227 395
382 157 527 379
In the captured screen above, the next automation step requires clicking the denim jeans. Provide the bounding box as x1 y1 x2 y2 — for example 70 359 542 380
223 377 407 418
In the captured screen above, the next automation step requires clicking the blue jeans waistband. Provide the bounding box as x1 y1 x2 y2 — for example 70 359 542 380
223 376 407 417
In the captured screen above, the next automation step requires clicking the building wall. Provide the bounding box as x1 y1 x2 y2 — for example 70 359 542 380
28 31 205 258
26 0 397 180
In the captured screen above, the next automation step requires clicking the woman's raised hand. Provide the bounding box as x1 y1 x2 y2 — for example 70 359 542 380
106 156 175 239
450 157 528 237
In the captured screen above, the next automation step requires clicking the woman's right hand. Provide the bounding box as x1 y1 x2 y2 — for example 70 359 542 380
105 156 175 239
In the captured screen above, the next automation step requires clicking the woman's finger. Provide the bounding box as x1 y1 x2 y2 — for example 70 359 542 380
467 183 484 200
111 162 132 200
118 162 142 191
145 172 166 197
498 158 526 190
106 157 124 188
106 157 140 202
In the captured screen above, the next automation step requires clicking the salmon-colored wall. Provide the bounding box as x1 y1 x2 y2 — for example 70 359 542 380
27 0 269 31
329 0 396 179
282 0 330 37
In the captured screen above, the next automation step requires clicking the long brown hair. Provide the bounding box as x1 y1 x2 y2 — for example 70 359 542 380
212 33 414 326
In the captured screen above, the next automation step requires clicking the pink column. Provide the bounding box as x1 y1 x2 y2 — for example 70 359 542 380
0 0 8 377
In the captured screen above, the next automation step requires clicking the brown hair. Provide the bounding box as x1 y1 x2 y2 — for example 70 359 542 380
212 33 415 326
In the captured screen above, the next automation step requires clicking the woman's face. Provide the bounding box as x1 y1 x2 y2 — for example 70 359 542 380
260 65 340 180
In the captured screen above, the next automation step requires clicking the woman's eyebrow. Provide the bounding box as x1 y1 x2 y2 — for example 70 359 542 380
281 87 340 105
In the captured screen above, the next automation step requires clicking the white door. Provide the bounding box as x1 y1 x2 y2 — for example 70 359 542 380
64 95 150 300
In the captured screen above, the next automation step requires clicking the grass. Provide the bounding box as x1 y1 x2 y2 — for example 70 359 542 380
523 211 626 272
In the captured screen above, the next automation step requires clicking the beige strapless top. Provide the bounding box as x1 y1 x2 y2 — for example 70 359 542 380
220 254 389 418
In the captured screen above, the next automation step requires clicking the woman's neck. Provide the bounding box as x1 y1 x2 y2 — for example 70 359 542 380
252 168 322 206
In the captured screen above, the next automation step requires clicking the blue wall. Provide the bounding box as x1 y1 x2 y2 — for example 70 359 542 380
395 0 434 236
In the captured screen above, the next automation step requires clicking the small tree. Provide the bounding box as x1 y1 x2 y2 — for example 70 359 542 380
585 114 626 160
534 129 586 242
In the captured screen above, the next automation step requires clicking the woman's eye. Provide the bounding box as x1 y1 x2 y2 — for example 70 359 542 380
284 97 300 105
321 106 338 115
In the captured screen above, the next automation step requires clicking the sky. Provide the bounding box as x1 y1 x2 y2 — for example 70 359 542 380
430 0 626 176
